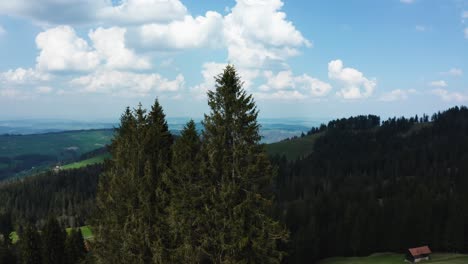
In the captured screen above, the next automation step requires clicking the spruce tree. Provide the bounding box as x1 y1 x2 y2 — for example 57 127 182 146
167 120 203 262
42 217 66 264
144 100 173 263
65 229 86 264
0 211 15 263
93 100 173 264
20 224 42 264
201 65 288 263
0 232 17 264
0 212 13 239
92 107 139 263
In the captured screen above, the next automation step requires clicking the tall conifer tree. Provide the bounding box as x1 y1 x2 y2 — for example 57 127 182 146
93 100 173 264
20 224 42 264
42 218 66 264
166 120 204 262
201 65 288 263
65 229 86 264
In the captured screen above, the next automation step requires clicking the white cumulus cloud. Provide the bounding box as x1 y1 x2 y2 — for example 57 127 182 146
140 11 223 50
36 26 100 72
254 90 306 100
432 89 468 102
261 70 332 97
89 27 150 70
191 62 227 98
295 74 332 97
223 0 311 68
441 68 463 77
379 89 416 102
70 70 184 96
428 80 447 87
261 70 294 90
0 0 105 25
97 0 187 25
1 68 50 83
328 60 376 99
191 62 259 99
0 0 187 26
36 25 150 72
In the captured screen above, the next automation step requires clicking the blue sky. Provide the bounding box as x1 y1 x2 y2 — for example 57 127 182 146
0 0 467 121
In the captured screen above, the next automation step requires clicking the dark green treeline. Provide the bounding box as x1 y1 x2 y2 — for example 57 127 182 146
273 107 468 263
0 217 86 264
92 65 288 263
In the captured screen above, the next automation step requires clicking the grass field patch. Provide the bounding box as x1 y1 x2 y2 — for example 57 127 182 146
320 253 468 264
266 132 323 160
62 154 110 170
66 225 94 240
10 225 94 244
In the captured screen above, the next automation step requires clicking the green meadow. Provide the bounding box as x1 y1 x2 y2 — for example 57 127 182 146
62 154 110 170
0 129 113 158
10 225 94 243
266 132 323 160
320 253 468 264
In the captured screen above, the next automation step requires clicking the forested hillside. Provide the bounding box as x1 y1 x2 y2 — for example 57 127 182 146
0 129 113 180
1 106 468 263
0 164 102 228
273 107 468 263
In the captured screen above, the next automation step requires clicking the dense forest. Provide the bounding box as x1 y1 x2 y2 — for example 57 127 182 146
273 107 468 263
0 164 101 228
1 67 468 263
0 215 87 264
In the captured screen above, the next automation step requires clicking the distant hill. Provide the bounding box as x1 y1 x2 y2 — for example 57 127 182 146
0 118 321 180
0 118 318 143
0 119 117 135
266 132 323 160
0 129 113 180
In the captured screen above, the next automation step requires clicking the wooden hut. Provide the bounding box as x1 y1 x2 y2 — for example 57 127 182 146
405 246 431 263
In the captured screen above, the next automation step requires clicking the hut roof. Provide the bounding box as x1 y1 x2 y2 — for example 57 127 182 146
408 246 431 257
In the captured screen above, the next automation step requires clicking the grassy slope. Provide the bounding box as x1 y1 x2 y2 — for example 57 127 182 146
66 226 94 240
0 129 114 179
266 132 323 160
320 253 468 264
0 129 113 158
10 225 94 243
61 153 110 170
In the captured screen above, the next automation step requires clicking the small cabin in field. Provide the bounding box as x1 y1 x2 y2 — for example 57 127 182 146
405 246 431 263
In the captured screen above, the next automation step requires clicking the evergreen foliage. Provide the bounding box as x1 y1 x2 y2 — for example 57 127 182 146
65 228 86 264
0 231 16 264
92 100 173 263
273 106 468 262
42 217 66 264
0 164 102 228
200 65 288 263
166 120 204 263
92 65 287 263
19 224 41 264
